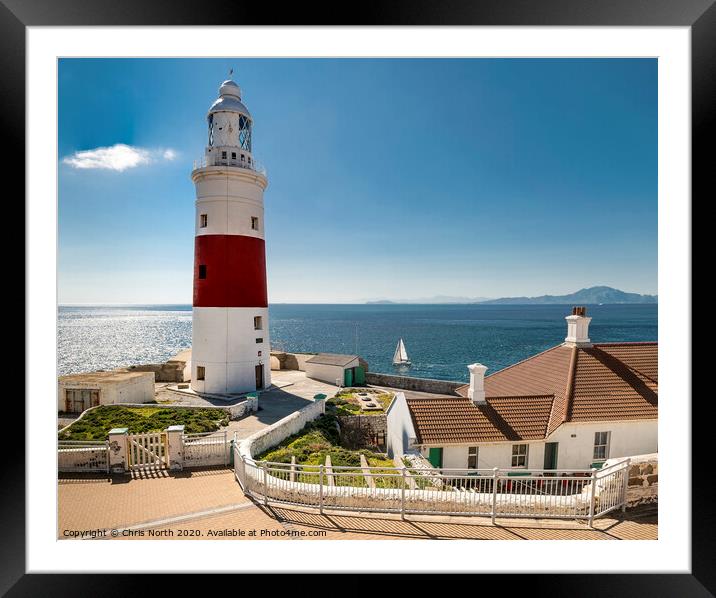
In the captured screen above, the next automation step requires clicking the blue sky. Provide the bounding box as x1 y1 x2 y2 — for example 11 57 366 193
58 58 657 304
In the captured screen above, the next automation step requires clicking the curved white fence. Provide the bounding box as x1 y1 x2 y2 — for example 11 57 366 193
232 397 629 524
235 449 630 525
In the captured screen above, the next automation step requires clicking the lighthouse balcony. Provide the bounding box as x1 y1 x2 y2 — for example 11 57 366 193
193 154 267 176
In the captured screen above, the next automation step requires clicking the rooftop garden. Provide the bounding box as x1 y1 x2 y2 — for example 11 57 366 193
58 405 229 441
327 388 394 416
254 410 401 488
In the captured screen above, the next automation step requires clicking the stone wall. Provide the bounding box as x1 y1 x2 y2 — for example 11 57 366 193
124 362 186 383
269 352 315 371
337 414 387 450
271 352 369 374
625 454 658 507
366 372 463 395
601 453 658 508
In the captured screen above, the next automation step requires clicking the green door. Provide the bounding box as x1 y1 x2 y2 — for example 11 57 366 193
428 447 443 468
343 368 353 387
353 366 366 385
544 442 559 469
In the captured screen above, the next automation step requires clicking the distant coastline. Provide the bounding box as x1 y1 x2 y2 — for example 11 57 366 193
365 286 657 306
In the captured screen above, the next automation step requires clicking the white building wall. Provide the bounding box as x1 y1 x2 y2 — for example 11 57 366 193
195 192 265 239
545 419 658 469
58 374 155 411
108 375 155 404
304 359 359 385
428 442 545 470
386 392 417 458
191 306 271 394
416 419 657 471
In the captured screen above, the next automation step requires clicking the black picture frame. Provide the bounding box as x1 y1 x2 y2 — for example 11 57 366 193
8 0 707 591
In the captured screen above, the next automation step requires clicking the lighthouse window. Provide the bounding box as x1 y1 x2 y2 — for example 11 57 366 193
200 214 208 228
231 152 236 160
198 264 207 279
221 151 227 160
196 366 205 381
255 338 263 344
251 217 259 231
238 115 252 151
254 316 263 330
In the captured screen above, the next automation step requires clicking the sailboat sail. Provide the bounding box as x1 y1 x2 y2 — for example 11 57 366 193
393 338 410 365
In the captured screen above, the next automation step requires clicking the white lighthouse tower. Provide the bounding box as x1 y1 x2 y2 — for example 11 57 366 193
190 76 271 394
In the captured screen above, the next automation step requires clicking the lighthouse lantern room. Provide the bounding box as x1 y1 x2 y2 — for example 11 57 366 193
190 76 270 394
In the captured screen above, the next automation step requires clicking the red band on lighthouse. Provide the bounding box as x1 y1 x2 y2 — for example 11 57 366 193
193 235 268 308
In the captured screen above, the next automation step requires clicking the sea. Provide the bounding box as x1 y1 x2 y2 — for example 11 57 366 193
58 304 657 382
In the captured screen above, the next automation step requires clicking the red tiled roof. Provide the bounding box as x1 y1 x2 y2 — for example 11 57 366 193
452 341 657 437
569 344 658 422
406 395 554 445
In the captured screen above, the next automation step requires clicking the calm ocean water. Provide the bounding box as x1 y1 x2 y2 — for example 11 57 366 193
58 304 657 382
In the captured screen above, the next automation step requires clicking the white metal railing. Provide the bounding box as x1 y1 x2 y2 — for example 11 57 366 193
183 431 230 468
58 440 110 473
233 446 630 526
192 155 267 176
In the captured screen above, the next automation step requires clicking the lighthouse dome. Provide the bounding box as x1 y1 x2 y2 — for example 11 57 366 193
208 79 251 118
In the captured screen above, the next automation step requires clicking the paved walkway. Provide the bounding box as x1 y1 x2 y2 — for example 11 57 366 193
58 469 657 541
154 370 338 440
228 371 339 440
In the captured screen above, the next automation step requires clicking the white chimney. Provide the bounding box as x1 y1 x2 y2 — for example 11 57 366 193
564 306 592 347
467 363 488 404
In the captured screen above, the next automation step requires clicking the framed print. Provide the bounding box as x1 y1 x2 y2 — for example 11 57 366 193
8 0 710 590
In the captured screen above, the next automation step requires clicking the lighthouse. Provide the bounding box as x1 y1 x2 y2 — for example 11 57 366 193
190 76 270 394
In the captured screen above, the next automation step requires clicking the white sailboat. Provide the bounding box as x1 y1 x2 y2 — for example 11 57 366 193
392 338 411 366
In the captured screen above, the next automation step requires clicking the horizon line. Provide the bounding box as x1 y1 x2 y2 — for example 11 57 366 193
58 301 659 307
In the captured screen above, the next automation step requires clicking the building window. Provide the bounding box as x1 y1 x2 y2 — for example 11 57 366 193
468 446 479 469
196 366 205 381
231 152 236 160
198 264 207 279
258 350 262 357
253 316 263 330
251 217 259 231
256 338 263 344
511 444 528 468
200 214 208 228
221 151 227 160
593 432 611 461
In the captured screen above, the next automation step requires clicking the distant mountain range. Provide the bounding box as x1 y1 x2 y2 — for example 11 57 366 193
478 286 657 305
365 287 657 305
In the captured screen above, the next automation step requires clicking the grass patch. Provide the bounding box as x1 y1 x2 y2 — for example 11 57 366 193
327 388 394 416
58 405 229 440
367 456 406 488
255 412 394 487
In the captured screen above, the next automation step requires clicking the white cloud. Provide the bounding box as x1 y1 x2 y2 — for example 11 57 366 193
62 144 178 172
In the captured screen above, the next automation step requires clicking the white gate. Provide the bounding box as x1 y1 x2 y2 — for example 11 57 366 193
126 432 168 470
